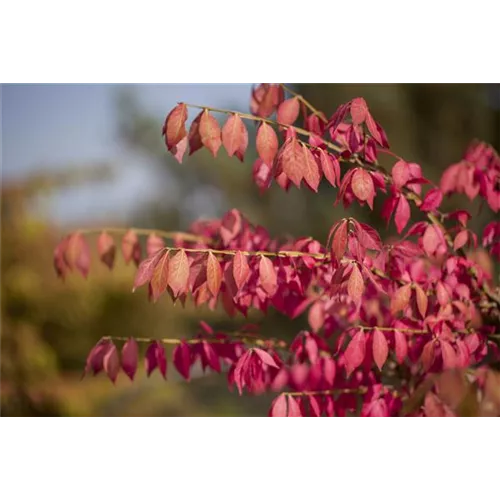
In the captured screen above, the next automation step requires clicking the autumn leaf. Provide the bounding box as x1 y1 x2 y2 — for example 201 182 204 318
372 328 389 371
167 249 190 298
394 195 411 234
121 338 139 381
206 251 222 297
347 265 364 303
199 110 222 157
163 103 188 151
97 232 116 270
351 169 375 208
344 329 366 376
392 160 410 189
414 284 428 318
277 97 300 125
222 114 247 157
149 250 170 301
103 343 120 383
232 251 250 290
256 122 279 166
301 144 321 192
258 255 278 297
390 283 412 315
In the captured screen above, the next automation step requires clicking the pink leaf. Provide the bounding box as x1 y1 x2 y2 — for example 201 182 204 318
121 337 139 381
173 341 191 380
394 195 411 234
420 188 443 212
372 329 389 371
269 393 287 417
256 122 279 166
258 255 278 297
392 160 410 189
277 97 300 125
344 330 366 376
253 348 279 369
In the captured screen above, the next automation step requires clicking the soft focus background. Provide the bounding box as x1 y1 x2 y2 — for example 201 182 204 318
1 83 499 417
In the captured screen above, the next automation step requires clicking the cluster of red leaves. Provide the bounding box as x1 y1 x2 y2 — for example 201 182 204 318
56 84 500 417
441 140 500 213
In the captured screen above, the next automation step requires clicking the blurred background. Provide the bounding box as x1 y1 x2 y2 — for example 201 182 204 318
1 83 499 417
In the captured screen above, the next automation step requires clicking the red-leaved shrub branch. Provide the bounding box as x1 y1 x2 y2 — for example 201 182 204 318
54 83 500 416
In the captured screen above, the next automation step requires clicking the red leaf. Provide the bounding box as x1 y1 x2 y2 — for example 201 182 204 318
277 97 300 126
331 220 348 261
394 330 408 363
356 222 382 250
167 249 190 298
256 122 279 166
394 195 411 234
415 284 428 318
150 250 170 301
188 111 203 155
301 144 321 192
103 343 120 383
421 341 436 371
145 341 167 379
253 348 279 369
202 341 221 373
318 149 338 187
122 229 141 266
372 329 389 371
322 357 336 386
199 110 222 157
146 233 164 257
133 250 165 292
347 265 364 303
84 340 111 377
351 169 375 208
441 341 456 370
121 338 138 381
392 160 410 189
222 114 247 157
206 252 222 297
420 188 443 212
173 341 191 380
344 330 366 376
269 393 287 417
232 251 250 290
350 97 368 125
390 283 412 315
422 224 444 255
65 232 91 278
220 209 242 245
287 395 302 417
279 138 303 187
309 395 322 417
97 232 116 270
258 255 278 297
163 103 188 151
453 230 468 251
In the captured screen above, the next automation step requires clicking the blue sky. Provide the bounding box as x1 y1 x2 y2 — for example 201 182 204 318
2 84 253 223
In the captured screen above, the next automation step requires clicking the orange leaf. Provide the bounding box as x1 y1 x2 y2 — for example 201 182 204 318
279 138 303 187
301 144 321 192
277 97 300 126
167 249 190 298
258 255 278 297
390 283 412 315
206 252 222 298
415 284 428 318
232 251 250 291
222 114 247 157
347 265 364 303
256 122 279 166
150 250 170 302
351 168 375 207
97 231 116 270
163 103 188 151
199 110 221 157
331 220 348 261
